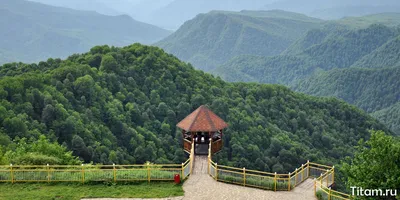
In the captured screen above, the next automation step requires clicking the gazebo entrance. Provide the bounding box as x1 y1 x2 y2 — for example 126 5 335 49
177 105 228 155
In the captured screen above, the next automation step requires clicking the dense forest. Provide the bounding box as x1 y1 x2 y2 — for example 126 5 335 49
0 44 388 174
156 10 322 71
214 24 399 85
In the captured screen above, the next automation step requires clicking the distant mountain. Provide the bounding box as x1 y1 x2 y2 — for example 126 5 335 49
156 10 322 71
27 0 123 16
263 0 400 19
311 5 400 20
149 0 275 30
0 0 171 64
334 13 400 29
215 24 398 85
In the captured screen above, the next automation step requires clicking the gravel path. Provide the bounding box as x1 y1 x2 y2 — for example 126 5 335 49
83 156 316 200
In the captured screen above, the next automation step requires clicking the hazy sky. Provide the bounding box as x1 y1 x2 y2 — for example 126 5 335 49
27 0 400 30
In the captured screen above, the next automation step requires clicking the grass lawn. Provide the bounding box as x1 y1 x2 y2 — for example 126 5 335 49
0 182 184 200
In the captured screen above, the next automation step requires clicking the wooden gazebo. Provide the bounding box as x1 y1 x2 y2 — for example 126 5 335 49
177 105 228 155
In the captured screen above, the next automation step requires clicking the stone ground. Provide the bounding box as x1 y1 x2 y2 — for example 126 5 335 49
83 156 317 200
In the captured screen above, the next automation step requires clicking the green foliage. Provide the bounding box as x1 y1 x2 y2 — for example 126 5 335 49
2 135 81 165
0 43 387 173
372 103 400 135
215 24 399 85
341 131 400 197
295 67 400 113
156 10 322 71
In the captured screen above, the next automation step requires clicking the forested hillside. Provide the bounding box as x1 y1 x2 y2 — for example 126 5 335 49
294 67 400 113
215 24 399 86
372 103 400 135
352 35 400 68
0 0 171 64
156 10 322 71
0 44 387 172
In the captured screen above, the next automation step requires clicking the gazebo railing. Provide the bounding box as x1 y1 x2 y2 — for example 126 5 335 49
211 139 223 154
183 138 192 153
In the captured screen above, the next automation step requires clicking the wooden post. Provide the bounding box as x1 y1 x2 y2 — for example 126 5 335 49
215 163 218 180
81 164 85 184
181 163 184 180
113 163 116 183
274 172 277 191
47 164 50 183
301 164 304 181
147 163 150 183
288 172 291 191
294 168 298 186
10 164 13 184
243 168 246 186
307 160 310 178
332 166 335 184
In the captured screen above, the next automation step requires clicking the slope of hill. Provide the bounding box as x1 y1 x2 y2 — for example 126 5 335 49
27 0 123 16
352 35 400 68
215 24 399 85
0 0 171 64
335 13 400 28
0 44 387 171
311 6 400 20
263 0 400 19
148 0 273 30
294 67 400 113
372 102 400 135
156 10 322 71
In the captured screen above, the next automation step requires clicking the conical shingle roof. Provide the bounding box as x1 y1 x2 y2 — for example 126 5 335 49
177 105 228 132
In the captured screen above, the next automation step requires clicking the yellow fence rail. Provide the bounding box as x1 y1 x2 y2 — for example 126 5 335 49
207 141 351 199
0 143 195 184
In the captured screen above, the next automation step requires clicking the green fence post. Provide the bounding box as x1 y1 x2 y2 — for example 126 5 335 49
215 163 218 181
181 163 184 180
328 187 332 200
10 164 13 184
243 168 246 186
147 163 150 183
113 163 116 183
274 172 277 191
47 164 50 183
81 164 85 184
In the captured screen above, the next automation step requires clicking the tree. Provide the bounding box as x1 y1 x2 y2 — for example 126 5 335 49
342 131 400 199
100 54 118 73
71 135 91 162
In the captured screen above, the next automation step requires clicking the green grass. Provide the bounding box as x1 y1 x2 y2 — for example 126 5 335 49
0 182 184 200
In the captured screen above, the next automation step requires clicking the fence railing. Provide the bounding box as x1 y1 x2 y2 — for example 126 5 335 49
207 141 351 199
0 142 195 184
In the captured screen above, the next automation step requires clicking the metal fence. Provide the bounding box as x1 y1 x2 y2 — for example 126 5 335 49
0 142 195 184
206 142 351 199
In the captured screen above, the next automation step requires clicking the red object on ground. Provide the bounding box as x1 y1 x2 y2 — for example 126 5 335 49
174 174 180 184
